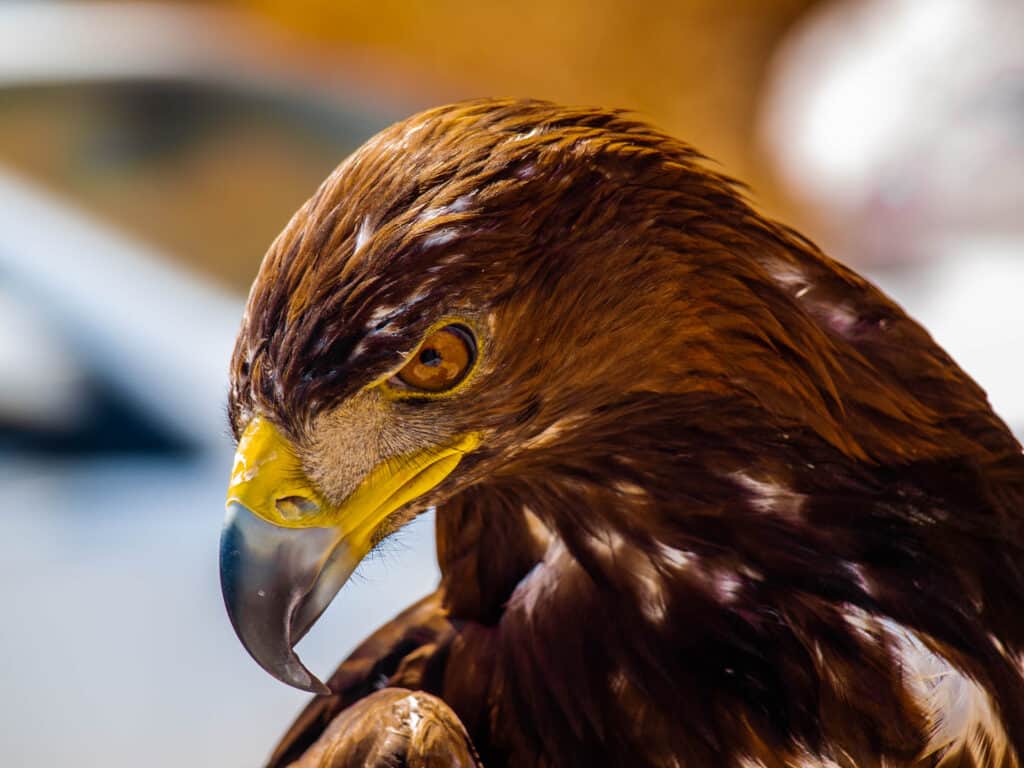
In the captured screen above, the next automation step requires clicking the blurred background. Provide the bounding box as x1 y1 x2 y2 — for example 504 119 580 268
1 1 1020 765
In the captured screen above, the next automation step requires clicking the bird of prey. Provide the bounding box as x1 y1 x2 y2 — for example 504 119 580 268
219 99 1024 768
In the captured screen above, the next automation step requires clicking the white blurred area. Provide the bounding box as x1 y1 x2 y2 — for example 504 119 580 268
0 3 436 767
0 1 1021 767
0 169 439 765
0 169 241 444
759 0 1024 432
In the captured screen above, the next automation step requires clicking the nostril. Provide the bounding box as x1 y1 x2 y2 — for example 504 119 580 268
275 495 320 522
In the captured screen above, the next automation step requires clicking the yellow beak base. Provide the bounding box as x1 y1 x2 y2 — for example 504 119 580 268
220 415 480 691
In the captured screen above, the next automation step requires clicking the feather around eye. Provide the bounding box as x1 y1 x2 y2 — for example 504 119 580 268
394 325 476 393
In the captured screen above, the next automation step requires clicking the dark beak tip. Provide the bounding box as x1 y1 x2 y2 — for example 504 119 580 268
219 503 349 694
309 679 332 696
274 658 330 695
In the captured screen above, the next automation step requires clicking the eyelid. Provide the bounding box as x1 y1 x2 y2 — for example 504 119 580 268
437 323 477 360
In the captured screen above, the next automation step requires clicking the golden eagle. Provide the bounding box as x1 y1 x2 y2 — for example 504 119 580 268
219 99 1024 768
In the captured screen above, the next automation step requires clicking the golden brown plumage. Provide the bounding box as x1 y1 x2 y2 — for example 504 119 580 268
287 687 481 768
221 99 1024 768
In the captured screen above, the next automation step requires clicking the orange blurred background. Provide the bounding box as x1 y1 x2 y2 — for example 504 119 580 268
0 0 816 289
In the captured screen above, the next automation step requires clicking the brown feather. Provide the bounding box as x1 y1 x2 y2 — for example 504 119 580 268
230 99 1024 768
288 688 481 768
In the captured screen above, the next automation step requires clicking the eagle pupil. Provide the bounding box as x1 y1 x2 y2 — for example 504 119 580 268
419 348 442 367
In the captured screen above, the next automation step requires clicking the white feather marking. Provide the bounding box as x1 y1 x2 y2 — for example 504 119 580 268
613 480 647 499
712 568 742 603
417 190 476 223
417 207 442 224
519 414 589 451
842 608 1015 767
510 127 543 142
586 529 668 623
656 543 694 571
421 228 459 249
365 304 396 330
512 536 567 619
632 554 667 623
846 561 873 597
409 290 430 305
449 191 477 212
766 259 810 290
789 750 844 768
354 215 374 254
895 625 1013 766
404 694 423 734
587 528 626 560
738 564 765 583
514 162 538 179
731 471 806 519
403 121 425 141
822 302 860 336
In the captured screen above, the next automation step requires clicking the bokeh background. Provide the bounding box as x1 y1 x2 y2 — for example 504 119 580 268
1 1 1020 765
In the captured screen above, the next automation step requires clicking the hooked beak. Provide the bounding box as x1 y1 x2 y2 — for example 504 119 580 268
219 416 479 693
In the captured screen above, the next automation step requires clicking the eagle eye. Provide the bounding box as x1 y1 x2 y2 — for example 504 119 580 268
393 324 476 393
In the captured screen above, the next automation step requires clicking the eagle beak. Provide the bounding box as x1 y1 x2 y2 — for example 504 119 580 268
219 416 478 693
